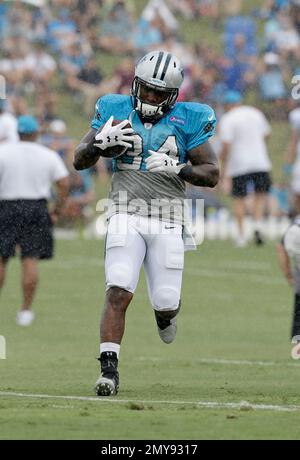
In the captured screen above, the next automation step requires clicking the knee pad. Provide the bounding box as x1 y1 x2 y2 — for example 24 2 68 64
106 263 133 292
151 286 180 311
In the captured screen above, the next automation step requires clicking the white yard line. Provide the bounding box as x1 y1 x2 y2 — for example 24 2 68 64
137 356 300 368
0 391 299 413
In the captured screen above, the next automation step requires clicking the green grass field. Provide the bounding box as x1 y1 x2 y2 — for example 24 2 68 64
1 239 300 440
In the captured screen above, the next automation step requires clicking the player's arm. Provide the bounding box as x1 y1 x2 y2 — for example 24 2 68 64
50 176 70 223
74 128 100 171
219 141 230 176
74 117 134 171
276 242 294 286
219 141 231 195
179 141 219 187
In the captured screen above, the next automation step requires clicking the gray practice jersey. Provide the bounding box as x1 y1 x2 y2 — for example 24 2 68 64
108 171 186 224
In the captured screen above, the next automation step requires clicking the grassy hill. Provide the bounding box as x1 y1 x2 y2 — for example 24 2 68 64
56 0 290 189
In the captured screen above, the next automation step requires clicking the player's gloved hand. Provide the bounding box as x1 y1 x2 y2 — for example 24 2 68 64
93 116 135 150
145 150 185 174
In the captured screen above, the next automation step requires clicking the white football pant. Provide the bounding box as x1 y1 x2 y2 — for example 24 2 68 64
105 213 184 311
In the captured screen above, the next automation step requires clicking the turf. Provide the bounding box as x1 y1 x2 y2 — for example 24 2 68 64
1 239 300 439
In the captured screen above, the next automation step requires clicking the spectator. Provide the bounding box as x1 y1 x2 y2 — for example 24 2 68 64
60 42 87 80
58 169 95 227
35 88 59 128
133 16 163 53
222 58 250 93
39 118 75 169
112 58 135 95
258 52 287 101
66 56 115 113
142 0 178 32
0 49 28 91
290 0 300 34
222 0 242 16
98 1 135 55
47 7 77 53
25 39 57 85
271 13 300 58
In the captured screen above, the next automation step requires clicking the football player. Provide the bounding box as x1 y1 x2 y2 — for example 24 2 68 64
74 51 219 396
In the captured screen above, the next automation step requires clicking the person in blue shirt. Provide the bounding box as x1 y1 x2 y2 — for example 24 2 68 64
74 51 219 396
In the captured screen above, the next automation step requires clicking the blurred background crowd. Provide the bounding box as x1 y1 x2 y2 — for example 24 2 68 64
1 0 300 237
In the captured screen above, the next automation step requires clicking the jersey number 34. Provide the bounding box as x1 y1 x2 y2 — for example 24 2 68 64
116 135 179 170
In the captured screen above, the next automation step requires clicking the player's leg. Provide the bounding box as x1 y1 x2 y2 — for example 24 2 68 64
0 201 17 291
95 214 146 396
154 300 181 344
252 172 272 245
96 286 133 396
16 257 38 326
233 198 247 246
252 192 266 245
0 257 8 290
100 287 133 344
144 224 184 344
231 175 248 247
291 293 300 359
17 199 53 326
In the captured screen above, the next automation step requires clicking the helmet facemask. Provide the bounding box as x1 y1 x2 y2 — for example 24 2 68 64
132 77 179 122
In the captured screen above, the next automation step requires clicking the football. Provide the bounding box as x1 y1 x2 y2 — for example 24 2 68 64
95 119 132 158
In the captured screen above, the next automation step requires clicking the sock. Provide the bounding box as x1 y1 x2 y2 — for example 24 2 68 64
100 342 120 359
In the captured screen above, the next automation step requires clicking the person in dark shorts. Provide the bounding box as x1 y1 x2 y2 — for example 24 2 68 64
0 115 69 326
219 91 272 247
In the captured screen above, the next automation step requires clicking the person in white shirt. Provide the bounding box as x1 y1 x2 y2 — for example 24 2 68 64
0 115 69 326
219 91 272 247
0 99 18 143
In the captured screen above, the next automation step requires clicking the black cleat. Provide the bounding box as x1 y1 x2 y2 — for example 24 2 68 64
254 230 264 246
95 375 119 396
155 311 177 344
95 351 119 396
